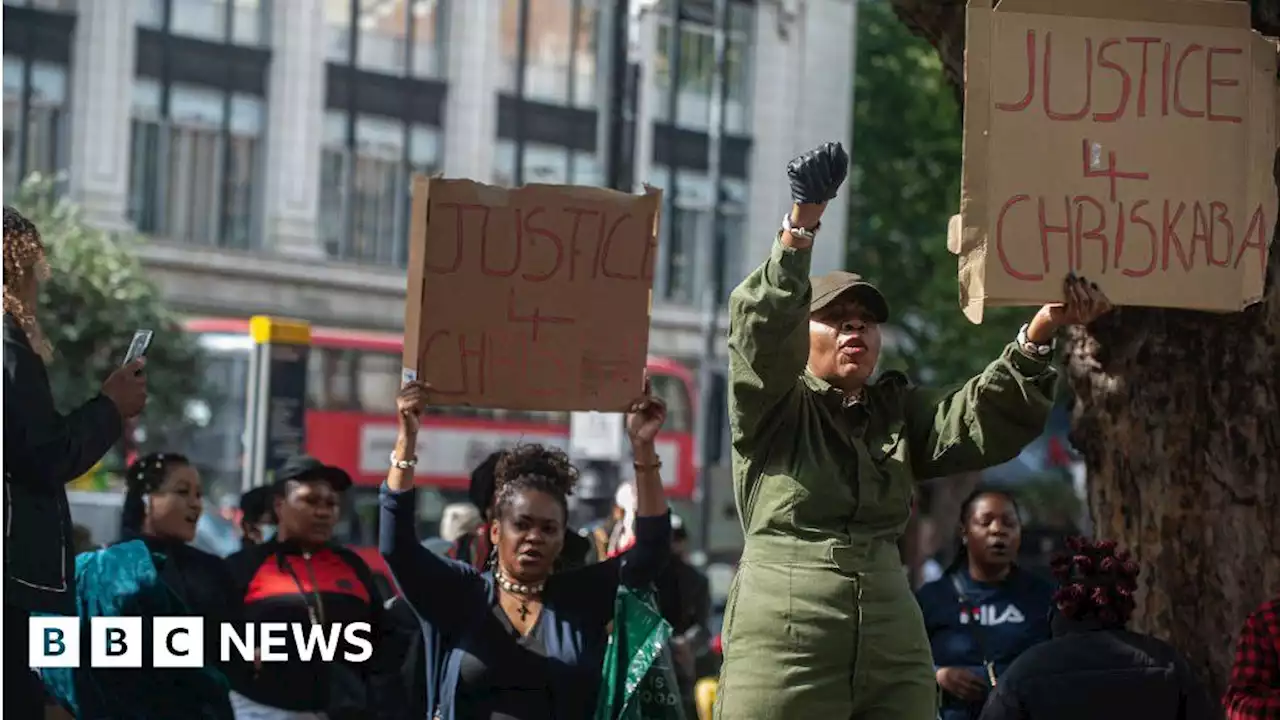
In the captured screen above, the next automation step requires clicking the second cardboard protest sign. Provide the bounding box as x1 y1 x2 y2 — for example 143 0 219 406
952 0 1278 322
402 177 662 412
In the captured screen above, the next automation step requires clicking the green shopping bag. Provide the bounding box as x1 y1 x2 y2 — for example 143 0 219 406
595 586 687 720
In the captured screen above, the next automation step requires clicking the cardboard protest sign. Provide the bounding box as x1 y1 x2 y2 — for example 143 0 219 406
402 176 662 411
953 0 1277 322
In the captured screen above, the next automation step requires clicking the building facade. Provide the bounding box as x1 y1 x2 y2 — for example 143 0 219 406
3 0 858 369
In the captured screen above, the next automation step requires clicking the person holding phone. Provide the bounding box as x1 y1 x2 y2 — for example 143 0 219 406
2 206 149 718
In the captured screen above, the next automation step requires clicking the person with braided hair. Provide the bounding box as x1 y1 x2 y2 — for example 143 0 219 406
3 205 148 718
714 141 1116 719
977 537 1216 720
381 379 672 720
41 452 236 719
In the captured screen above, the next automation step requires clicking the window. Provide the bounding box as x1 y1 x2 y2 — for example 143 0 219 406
151 0 271 46
494 140 600 188
2 0 77 11
356 351 402 411
652 167 747 305
320 111 442 265
325 0 446 79
128 79 266 249
653 1 753 133
499 0 598 107
2 56 69 201
649 371 692 434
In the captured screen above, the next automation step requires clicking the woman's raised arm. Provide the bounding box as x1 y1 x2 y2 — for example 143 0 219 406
728 142 849 447
380 380 486 626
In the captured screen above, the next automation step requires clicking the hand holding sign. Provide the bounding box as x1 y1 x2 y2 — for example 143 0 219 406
625 378 668 447
396 380 432 436
1027 274 1116 342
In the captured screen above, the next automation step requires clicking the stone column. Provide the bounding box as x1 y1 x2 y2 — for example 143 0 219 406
441 0 501 182
260 0 327 259
745 0 858 277
67 0 137 232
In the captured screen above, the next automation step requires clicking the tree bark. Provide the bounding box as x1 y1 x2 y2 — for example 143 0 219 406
890 0 1280 697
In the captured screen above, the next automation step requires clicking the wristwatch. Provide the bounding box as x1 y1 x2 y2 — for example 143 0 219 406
782 213 820 241
1017 323 1054 357
390 452 418 470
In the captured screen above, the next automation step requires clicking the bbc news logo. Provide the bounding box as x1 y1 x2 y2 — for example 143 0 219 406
29 617 373 668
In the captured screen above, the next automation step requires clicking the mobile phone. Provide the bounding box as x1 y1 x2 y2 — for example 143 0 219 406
123 330 154 366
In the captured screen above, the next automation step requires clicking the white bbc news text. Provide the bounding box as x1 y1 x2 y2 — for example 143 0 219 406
27 617 373 668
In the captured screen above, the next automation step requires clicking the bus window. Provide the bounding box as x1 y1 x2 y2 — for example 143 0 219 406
309 347 358 410
649 373 692 433
356 351 401 412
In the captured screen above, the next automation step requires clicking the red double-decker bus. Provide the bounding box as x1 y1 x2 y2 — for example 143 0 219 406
182 317 697 546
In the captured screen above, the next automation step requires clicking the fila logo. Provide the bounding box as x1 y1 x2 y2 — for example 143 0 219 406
960 604 1026 626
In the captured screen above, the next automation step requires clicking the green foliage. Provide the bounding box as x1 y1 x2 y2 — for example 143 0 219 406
12 174 208 459
849 0 1026 387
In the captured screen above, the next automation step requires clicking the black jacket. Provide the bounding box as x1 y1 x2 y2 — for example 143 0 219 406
223 540 397 718
978 614 1219 720
3 313 121 614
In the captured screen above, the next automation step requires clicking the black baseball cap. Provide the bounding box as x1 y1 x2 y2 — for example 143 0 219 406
809 271 890 323
240 486 279 518
274 455 353 492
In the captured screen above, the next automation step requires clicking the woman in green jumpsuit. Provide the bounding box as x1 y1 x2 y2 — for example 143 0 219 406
713 142 1113 720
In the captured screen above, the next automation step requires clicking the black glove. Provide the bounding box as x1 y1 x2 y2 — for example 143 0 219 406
787 141 849 206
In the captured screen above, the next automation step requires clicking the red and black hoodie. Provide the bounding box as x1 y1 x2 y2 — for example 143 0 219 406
223 539 396 716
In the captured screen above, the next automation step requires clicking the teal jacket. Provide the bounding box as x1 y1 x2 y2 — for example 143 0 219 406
41 538 234 720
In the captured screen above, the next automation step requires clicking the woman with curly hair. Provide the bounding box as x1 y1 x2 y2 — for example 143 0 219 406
3 205 147 718
978 537 1215 720
381 379 672 720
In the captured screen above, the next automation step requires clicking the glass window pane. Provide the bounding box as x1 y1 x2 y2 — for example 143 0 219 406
408 124 440 169
323 110 348 147
232 0 267 46
24 62 68 183
649 372 692 433
357 0 409 76
223 134 257 249
718 212 744 302
570 0 597 108
498 0 520 92
410 0 445 78
318 145 348 256
132 77 163 117
136 0 165 28
666 207 702 303
493 138 516 186
3 56 24 96
3 57 23 199
570 151 600 186
356 352 401 411
171 0 229 42
523 143 569 184
166 125 224 245
524 0 572 104
29 62 67 105
170 84 226 128
229 94 264 136
355 115 404 159
325 0 354 63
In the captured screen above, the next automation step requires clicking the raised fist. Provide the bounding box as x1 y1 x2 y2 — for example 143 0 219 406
787 141 849 206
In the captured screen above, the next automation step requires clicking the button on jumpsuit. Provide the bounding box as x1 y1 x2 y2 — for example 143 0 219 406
713 239 1058 720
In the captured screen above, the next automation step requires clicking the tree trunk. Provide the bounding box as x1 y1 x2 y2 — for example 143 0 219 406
890 0 1280 697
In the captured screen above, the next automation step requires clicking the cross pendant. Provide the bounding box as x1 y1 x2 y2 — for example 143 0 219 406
518 602 530 621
